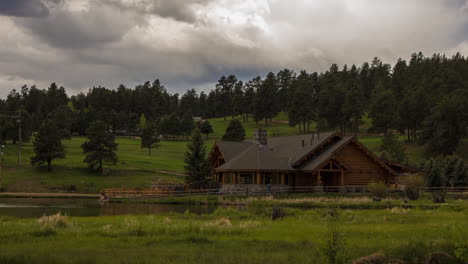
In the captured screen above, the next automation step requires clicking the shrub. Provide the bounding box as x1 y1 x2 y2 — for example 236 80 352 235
367 182 388 201
271 205 286 220
431 191 446 203
454 241 468 263
215 217 232 227
123 216 145 236
37 212 69 230
323 208 347 264
399 174 425 200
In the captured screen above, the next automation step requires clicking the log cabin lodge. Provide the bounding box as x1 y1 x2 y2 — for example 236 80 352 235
209 130 419 188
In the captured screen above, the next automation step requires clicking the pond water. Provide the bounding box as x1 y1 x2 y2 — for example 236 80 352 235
0 198 217 218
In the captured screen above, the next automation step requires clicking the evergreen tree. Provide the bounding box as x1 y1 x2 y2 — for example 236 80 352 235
50 104 73 139
160 113 181 139
254 72 279 125
422 95 466 155
380 133 407 164
215 75 237 120
423 157 444 187
199 120 214 139
180 112 195 139
140 121 160 156
453 158 468 186
369 85 398 134
179 89 200 117
424 155 468 187
243 77 261 122
184 128 212 188
288 71 317 133
276 69 295 111
138 113 147 131
232 81 244 118
31 120 65 171
81 121 118 173
222 119 246 141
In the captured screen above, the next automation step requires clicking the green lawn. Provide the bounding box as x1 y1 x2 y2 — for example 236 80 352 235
1 138 190 193
0 112 456 193
0 206 466 264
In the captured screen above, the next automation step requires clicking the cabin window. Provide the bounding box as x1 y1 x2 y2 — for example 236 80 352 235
239 173 253 184
224 173 235 184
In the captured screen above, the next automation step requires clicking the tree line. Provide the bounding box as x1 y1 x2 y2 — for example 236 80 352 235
1 52 467 157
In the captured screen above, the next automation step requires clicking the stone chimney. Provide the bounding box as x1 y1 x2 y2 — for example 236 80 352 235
254 129 268 146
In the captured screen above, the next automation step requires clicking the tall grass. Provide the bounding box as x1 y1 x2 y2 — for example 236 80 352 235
0 207 466 263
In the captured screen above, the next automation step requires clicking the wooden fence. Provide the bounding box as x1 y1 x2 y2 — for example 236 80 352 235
102 186 468 200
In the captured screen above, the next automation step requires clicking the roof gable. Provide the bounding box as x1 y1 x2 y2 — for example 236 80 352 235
211 132 397 175
214 141 254 162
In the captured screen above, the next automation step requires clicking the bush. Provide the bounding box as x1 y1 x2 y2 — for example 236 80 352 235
399 174 425 200
367 182 388 201
431 191 446 203
37 212 69 231
323 208 347 264
271 205 286 220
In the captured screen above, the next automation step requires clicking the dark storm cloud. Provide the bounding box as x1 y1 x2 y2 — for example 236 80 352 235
104 0 215 23
0 0 49 17
14 2 138 49
0 0 468 98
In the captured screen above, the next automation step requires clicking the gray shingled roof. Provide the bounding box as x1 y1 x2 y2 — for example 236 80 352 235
301 136 353 171
216 132 341 171
215 141 254 162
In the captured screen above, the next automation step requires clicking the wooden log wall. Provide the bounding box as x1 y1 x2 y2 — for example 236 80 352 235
336 142 388 185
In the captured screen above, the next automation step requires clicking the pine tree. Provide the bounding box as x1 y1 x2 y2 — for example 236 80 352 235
254 72 279 125
141 121 160 156
184 129 212 188
453 158 468 186
288 71 317 133
200 120 214 139
138 113 147 131
180 111 195 139
423 157 443 187
222 119 246 141
380 133 407 164
422 95 466 155
81 121 118 174
31 120 65 171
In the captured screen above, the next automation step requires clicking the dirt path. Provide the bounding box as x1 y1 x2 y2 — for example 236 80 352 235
0 192 99 198
155 169 185 177
273 120 289 124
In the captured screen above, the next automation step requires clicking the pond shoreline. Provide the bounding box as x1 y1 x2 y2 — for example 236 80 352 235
0 192 99 199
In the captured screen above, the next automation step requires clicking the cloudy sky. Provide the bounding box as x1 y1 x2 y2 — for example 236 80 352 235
1 0 468 97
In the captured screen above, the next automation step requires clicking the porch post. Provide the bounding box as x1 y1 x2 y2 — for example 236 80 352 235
256 171 261 184
281 173 285 185
341 170 344 186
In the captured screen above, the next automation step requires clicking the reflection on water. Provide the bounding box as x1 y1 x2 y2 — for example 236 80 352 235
0 198 217 218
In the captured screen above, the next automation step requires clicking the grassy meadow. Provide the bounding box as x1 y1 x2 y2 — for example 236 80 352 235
0 204 467 264
1 112 466 193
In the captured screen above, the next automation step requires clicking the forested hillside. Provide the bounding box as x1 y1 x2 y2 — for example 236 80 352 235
1 52 467 157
